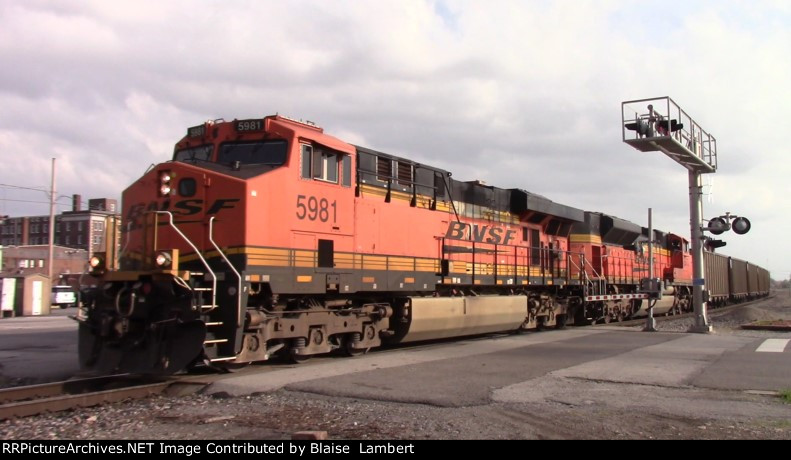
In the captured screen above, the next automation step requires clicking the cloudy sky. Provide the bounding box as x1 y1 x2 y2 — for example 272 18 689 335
1 0 789 280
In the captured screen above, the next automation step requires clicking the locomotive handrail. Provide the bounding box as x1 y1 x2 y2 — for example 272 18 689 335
439 237 583 286
151 211 217 309
568 253 607 296
118 221 133 261
208 216 242 325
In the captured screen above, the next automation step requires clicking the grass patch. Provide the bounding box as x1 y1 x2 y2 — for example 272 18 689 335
781 389 791 404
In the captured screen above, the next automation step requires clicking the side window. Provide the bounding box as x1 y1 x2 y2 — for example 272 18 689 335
312 149 338 183
302 143 345 184
324 152 338 182
341 156 351 187
301 144 312 179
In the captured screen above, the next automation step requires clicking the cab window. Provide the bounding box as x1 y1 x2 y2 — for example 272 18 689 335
301 144 351 187
218 140 288 166
174 145 213 163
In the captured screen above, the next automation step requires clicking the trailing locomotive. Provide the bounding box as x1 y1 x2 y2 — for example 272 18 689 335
77 114 769 375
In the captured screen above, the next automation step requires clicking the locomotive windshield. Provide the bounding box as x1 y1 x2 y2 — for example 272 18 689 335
174 144 213 163
218 140 288 167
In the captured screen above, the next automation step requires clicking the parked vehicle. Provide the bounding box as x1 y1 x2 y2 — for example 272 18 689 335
51 285 77 309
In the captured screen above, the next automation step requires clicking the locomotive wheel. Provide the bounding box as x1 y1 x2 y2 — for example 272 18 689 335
289 349 311 364
343 333 365 357
220 362 250 373
289 337 310 364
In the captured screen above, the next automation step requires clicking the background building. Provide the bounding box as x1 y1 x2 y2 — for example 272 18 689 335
1 245 88 278
0 195 118 257
0 195 120 281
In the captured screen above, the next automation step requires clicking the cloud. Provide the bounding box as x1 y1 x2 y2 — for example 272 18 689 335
0 0 788 278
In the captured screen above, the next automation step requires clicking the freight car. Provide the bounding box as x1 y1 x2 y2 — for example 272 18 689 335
703 253 770 308
76 114 769 375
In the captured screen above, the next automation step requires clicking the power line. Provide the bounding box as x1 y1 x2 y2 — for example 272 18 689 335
0 198 72 205
0 183 49 193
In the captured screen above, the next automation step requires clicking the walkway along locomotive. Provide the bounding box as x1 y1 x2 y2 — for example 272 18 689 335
77 115 770 374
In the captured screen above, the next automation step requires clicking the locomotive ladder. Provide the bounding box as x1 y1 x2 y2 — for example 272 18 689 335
152 212 238 362
571 254 651 302
573 255 607 298
205 216 242 363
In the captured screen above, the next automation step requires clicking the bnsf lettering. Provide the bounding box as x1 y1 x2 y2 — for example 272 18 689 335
173 199 203 216
445 221 516 245
207 198 240 215
126 198 238 221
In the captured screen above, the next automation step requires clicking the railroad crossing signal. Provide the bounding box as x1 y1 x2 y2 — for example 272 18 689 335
705 213 751 236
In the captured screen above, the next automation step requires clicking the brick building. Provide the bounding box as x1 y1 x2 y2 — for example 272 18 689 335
0 196 120 279
0 245 88 278
0 196 118 256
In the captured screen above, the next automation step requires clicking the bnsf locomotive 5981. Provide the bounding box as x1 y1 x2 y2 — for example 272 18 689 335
78 115 770 374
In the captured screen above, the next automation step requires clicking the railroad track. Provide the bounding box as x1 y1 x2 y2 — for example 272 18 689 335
1 295 773 421
602 294 775 329
0 374 206 420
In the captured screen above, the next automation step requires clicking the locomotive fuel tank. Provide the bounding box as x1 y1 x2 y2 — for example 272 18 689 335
395 296 529 343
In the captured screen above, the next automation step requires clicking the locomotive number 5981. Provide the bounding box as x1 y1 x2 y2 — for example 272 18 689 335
296 194 337 223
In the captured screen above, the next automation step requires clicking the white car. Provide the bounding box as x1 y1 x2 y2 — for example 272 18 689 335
51 285 77 309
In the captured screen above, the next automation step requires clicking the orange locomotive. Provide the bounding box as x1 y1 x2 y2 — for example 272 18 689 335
568 212 695 323
77 114 760 375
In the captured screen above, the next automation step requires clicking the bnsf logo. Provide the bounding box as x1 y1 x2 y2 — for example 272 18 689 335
126 198 239 223
444 221 517 245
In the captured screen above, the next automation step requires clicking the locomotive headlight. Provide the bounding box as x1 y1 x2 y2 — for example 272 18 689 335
155 251 173 268
159 171 173 196
88 253 106 274
153 249 179 270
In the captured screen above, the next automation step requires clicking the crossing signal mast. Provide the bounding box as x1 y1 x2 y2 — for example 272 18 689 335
622 97 721 333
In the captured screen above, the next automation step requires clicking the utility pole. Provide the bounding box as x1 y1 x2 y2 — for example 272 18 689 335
48 158 56 283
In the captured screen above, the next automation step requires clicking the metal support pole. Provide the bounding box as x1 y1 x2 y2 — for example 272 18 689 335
47 158 56 283
644 208 656 331
688 170 712 333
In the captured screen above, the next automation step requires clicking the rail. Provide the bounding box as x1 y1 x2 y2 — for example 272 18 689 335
0 376 173 420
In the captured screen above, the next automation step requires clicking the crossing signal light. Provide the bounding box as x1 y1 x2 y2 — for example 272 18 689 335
707 217 728 235
732 217 751 235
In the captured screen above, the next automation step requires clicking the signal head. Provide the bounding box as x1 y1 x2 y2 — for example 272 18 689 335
707 217 728 235
732 216 751 235
706 239 727 250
